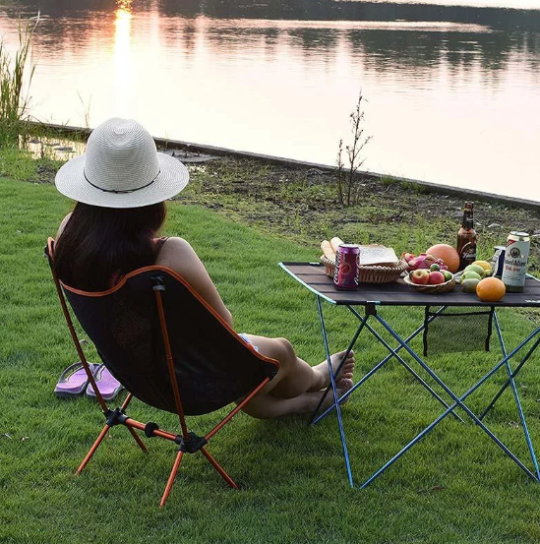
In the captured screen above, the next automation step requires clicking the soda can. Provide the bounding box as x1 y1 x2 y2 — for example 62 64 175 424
501 231 530 292
333 244 360 290
491 245 506 278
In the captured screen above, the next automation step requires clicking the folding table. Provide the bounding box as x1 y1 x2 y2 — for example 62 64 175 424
279 262 540 488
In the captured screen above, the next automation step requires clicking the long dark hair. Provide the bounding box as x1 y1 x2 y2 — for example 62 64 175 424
54 202 167 291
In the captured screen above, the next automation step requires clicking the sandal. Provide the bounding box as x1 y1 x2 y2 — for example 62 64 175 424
54 362 100 398
86 364 124 401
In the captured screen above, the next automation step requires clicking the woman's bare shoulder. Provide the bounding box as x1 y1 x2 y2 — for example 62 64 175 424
155 236 196 266
55 212 73 241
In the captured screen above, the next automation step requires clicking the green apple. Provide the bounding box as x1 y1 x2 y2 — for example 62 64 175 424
442 270 453 281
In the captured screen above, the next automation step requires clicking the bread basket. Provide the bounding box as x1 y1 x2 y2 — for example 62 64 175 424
320 255 408 284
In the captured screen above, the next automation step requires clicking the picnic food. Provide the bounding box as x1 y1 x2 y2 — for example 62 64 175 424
461 278 481 293
320 239 406 283
405 253 447 271
425 244 460 273
464 264 487 278
330 237 345 253
411 269 430 285
472 260 493 275
321 240 335 261
462 270 482 282
404 269 455 293
428 271 446 285
476 277 506 302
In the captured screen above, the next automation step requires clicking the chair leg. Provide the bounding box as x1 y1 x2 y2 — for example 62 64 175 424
201 446 239 489
76 424 110 475
160 450 185 507
126 424 148 453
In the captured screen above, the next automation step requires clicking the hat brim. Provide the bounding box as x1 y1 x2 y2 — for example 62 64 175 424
55 152 189 209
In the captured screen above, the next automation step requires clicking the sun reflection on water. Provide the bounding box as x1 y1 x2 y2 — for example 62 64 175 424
114 0 133 115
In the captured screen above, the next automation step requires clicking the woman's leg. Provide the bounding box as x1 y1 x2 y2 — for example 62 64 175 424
243 334 355 399
241 378 354 419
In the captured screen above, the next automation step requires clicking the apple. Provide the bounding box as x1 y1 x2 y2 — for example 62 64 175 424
430 263 440 272
442 270 453 282
411 269 430 285
428 271 446 285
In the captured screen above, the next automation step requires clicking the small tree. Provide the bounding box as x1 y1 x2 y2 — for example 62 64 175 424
336 90 372 206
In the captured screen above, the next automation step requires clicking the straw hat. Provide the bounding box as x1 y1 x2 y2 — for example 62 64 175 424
55 118 189 208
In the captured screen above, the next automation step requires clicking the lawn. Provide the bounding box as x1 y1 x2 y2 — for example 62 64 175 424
2 173 540 543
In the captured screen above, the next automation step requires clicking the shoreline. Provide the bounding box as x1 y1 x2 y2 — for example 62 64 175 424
24 121 540 212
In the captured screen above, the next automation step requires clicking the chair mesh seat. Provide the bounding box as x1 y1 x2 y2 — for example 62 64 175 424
65 269 277 415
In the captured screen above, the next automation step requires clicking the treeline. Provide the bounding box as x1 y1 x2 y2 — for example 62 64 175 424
13 0 540 32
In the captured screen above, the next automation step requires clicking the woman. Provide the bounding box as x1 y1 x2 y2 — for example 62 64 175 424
54 118 354 419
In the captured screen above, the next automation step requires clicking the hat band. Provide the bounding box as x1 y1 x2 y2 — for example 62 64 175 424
83 168 160 194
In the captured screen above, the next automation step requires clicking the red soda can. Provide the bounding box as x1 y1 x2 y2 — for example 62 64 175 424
333 244 360 290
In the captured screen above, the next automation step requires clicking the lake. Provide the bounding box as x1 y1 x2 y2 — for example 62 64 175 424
1 0 540 201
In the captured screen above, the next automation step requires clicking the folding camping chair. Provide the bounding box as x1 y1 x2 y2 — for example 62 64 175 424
45 238 279 506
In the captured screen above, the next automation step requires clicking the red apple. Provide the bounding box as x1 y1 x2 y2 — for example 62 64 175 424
428 271 446 285
411 269 430 285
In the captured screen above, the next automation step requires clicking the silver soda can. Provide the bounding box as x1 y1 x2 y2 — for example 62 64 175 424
333 244 360 290
491 245 506 278
501 231 530 292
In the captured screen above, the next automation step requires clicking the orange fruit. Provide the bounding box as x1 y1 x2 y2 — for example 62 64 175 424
476 277 506 302
426 244 460 273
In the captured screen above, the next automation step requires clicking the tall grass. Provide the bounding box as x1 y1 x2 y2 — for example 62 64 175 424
0 17 37 147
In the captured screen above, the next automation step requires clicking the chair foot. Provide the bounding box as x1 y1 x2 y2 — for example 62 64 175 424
76 424 110 475
201 446 239 489
160 450 185 507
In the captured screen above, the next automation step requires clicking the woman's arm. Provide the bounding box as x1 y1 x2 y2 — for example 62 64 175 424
156 237 234 328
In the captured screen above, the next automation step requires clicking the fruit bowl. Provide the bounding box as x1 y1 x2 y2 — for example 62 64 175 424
403 274 456 293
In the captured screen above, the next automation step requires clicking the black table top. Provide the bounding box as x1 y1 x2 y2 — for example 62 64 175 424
279 262 540 308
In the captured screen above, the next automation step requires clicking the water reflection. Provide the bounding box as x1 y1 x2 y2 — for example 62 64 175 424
2 0 540 199
114 0 132 116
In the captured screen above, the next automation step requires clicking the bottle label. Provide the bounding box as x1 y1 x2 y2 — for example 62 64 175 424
460 241 476 265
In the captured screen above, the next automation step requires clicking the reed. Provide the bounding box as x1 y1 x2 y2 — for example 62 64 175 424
0 17 37 147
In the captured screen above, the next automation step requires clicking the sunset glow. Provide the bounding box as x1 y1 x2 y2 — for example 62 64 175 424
114 0 133 115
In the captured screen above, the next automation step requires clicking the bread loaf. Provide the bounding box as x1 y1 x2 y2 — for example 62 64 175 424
321 240 336 262
330 237 344 253
358 245 399 266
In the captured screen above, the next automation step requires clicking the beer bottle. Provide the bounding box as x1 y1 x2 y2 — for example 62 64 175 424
457 201 477 270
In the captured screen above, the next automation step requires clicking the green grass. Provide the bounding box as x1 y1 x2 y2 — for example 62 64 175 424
2 175 540 543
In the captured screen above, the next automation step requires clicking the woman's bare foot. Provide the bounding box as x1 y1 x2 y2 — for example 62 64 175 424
318 378 354 410
310 350 355 392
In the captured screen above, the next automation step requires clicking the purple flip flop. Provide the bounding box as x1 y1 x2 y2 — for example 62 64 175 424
54 362 100 398
86 364 124 401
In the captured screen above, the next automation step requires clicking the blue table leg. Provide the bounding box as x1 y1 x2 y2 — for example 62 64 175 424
480 318 540 422
313 305 461 425
311 306 369 422
360 317 540 487
315 295 354 487
479 312 540 479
